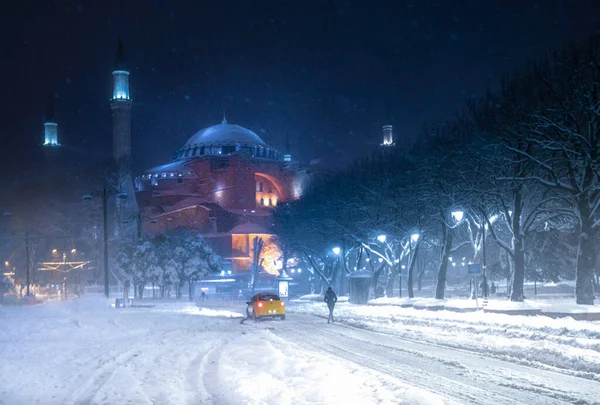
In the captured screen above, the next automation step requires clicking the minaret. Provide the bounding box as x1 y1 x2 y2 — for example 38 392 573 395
43 95 59 147
283 131 292 162
111 38 132 169
110 39 138 237
381 125 394 146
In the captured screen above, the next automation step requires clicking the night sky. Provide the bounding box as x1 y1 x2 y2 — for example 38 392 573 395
1 0 599 174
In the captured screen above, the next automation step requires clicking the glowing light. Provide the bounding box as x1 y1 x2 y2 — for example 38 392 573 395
52 249 58 255
401 265 406 270
411 233 420 242
71 249 77 254
227 270 232 275
43 122 60 147
449 256 452 261
366 258 370 262
451 211 464 222
284 154 292 162
378 258 383 263
290 269 295 273
332 247 341 255
382 125 394 146
452 262 456 267
220 270 225 276
112 70 130 100
3 261 8 267
377 234 387 243
297 269 302 273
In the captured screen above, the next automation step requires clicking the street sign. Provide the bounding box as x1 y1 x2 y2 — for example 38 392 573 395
468 263 482 276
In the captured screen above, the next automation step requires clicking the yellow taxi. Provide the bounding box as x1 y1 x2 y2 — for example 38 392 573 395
246 293 285 320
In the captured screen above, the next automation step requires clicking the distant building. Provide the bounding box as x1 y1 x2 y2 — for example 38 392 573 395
134 117 311 275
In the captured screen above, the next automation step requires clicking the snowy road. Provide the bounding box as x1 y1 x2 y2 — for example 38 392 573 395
270 313 600 405
1 297 599 405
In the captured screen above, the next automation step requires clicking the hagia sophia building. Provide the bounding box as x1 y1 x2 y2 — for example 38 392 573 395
41 41 395 279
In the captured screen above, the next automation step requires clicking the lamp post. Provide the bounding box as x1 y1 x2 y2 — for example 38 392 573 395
2 212 32 296
331 247 341 293
83 185 128 298
102 186 109 298
400 264 405 297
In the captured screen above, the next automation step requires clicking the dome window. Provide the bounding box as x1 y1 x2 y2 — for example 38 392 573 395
192 147 198 156
200 146 205 155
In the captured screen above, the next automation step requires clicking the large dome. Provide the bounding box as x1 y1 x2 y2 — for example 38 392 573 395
184 121 266 148
174 120 280 161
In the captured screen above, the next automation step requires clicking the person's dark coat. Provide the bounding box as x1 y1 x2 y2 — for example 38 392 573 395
324 288 337 308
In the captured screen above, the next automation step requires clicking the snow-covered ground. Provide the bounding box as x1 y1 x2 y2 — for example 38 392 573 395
0 296 447 405
2 296 600 404
290 300 600 380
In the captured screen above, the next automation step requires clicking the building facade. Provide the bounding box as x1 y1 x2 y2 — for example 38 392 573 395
135 118 311 273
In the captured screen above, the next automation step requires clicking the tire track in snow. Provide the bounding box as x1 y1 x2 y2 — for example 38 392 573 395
67 346 143 405
273 314 600 405
183 337 231 405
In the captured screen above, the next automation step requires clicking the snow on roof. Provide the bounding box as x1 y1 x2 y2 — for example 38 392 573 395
229 222 271 235
184 123 267 148
143 160 197 178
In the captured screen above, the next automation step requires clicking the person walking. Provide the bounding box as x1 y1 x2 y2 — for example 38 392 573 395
324 287 337 324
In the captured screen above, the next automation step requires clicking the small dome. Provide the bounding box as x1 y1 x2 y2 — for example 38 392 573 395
184 123 267 148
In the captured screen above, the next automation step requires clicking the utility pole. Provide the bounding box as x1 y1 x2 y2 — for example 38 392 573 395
482 213 488 301
102 186 110 298
25 230 31 296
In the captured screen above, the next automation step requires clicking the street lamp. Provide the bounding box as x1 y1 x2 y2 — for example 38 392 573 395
2 212 32 296
377 234 386 243
451 210 464 222
83 186 128 298
332 247 341 255
411 233 420 243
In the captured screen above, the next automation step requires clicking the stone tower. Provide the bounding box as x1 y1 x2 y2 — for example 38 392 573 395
110 39 138 237
111 39 132 169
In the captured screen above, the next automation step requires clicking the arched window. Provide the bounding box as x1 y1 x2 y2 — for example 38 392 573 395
268 198 272 206
260 198 264 206
192 147 198 156
200 146 205 155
